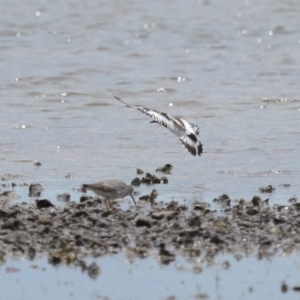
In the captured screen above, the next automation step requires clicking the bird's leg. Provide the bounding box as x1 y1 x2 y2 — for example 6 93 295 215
108 198 114 210
104 198 110 211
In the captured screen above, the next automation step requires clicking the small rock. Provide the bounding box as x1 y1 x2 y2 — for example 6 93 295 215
179 228 199 238
0 190 18 200
49 255 61 265
213 219 227 228
279 184 290 188
166 201 178 210
38 215 52 225
140 173 168 185
210 235 226 245
151 211 177 220
131 177 141 186
187 216 201 227
238 199 247 207
6 267 20 273
224 208 232 214
159 243 175 265
213 194 231 205
194 204 204 211
161 176 168 184
34 160 42 167
273 215 285 224
0 209 15 218
80 195 94 203
101 211 112 218
139 190 158 205
247 208 259 216
222 261 230 270
36 199 54 209
29 183 43 197
259 185 275 193
251 196 261 207
87 262 100 279
281 282 288 293
281 282 289 293
293 285 300 292
288 197 297 203
141 177 151 184
151 175 161 184
135 217 152 228
263 198 269 205
150 189 158 203
139 195 150 201
27 247 36 260
234 254 243 261
192 266 203 274
2 219 22 230
259 237 272 247
136 168 144 175
193 202 209 211
274 205 287 212
156 164 173 174
292 203 300 210
57 193 70 202
71 211 89 218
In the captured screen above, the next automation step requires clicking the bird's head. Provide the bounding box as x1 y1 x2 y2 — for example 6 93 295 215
193 124 200 135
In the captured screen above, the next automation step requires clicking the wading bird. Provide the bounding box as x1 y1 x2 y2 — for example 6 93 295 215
82 180 136 210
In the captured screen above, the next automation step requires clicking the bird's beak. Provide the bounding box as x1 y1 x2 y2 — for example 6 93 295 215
131 194 136 205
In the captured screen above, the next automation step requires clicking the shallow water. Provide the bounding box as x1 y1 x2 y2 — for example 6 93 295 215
1 0 300 298
2 253 300 300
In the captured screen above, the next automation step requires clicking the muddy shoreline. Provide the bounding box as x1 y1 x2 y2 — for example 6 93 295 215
0 171 299 280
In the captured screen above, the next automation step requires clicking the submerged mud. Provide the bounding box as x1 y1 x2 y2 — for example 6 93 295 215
1 185 300 277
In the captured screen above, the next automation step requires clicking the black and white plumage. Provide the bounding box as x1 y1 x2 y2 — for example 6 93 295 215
114 96 203 156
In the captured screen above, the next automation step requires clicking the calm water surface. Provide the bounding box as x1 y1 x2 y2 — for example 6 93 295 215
1 0 300 298
2 254 300 300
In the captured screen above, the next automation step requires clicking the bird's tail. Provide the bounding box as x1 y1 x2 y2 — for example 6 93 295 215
114 96 135 108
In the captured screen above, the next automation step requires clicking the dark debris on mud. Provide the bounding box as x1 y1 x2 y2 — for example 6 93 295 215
1 187 300 279
0 169 299 280
131 173 168 186
131 165 170 186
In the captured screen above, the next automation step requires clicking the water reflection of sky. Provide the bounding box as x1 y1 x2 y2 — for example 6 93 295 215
2 253 300 299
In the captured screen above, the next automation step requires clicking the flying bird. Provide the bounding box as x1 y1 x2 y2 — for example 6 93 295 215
114 96 203 156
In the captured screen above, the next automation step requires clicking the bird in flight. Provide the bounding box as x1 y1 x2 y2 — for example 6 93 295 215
114 96 203 156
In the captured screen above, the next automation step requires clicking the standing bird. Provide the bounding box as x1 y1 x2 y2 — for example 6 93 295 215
114 96 203 156
82 180 136 210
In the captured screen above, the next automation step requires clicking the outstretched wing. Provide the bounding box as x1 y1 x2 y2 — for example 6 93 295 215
137 107 184 132
114 96 183 132
179 134 203 156
114 96 136 108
